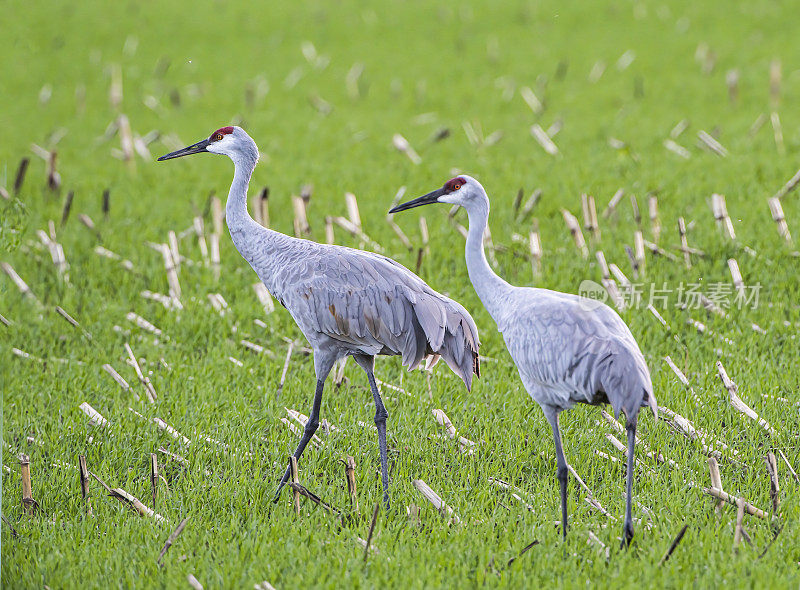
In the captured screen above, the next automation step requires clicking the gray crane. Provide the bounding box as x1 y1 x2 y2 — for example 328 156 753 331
390 175 657 546
158 127 480 508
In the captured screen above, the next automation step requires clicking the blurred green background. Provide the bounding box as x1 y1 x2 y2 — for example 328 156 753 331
2 0 799 588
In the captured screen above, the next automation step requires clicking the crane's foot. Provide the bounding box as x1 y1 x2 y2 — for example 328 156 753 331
271 482 287 504
620 522 635 549
272 465 292 503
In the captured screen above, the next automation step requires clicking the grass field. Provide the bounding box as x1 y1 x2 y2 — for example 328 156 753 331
2 0 800 587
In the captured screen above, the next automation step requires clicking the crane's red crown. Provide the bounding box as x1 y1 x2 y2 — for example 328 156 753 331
211 126 234 140
444 176 467 192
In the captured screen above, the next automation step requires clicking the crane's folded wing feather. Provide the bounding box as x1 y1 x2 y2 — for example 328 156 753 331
284 246 480 390
499 292 653 418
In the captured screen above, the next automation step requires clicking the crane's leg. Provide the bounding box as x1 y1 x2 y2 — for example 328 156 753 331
544 407 569 541
354 355 391 510
621 421 637 548
272 351 335 503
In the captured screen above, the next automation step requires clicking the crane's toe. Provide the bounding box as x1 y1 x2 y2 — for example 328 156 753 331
272 466 292 503
620 522 635 549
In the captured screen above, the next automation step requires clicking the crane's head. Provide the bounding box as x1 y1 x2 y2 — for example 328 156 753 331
389 174 486 214
157 126 258 163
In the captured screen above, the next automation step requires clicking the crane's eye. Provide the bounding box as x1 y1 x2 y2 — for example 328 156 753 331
213 133 224 141
453 183 462 190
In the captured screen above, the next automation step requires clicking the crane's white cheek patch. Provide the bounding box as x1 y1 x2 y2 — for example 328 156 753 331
439 194 459 205
208 138 233 154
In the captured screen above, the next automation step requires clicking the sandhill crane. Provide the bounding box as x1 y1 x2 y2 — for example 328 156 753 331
391 175 657 546
158 127 480 508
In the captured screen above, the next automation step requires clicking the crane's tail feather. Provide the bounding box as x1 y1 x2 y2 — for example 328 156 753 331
438 320 479 391
644 388 658 420
401 289 480 391
600 347 656 425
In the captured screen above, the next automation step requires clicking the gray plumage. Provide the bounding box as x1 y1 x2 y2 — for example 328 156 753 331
249 237 480 387
497 288 655 421
158 127 479 508
391 174 656 547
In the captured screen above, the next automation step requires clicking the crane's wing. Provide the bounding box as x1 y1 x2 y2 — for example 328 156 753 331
283 246 480 390
499 289 654 419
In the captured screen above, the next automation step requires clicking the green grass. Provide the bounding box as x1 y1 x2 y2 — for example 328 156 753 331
3 0 800 587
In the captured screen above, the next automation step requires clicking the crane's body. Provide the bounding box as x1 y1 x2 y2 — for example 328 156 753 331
391 174 656 546
238 232 478 379
494 287 653 420
159 127 480 508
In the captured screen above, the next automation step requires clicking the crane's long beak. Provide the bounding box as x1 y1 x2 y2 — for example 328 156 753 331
157 138 211 161
389 187 446 213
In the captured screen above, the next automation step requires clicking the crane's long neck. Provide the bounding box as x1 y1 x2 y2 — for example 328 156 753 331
225 148 291 290
225 151 262 257
464 198 512 322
